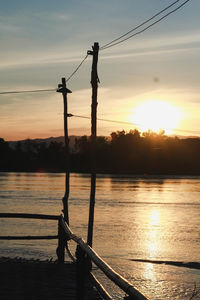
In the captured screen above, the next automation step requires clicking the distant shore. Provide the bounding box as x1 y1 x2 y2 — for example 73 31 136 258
1 132 200 175
1 170 200 177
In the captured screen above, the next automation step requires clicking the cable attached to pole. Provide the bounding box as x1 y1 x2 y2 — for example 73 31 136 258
100 0 192 50
66 54 89 82
100 0 181 50
0 88 56 95
68 113 200 135
0 54 89 95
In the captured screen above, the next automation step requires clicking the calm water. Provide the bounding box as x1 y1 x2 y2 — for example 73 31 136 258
0 172 199 299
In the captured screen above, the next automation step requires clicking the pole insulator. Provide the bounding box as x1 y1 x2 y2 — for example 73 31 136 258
87 50 93 55
57 87 72 94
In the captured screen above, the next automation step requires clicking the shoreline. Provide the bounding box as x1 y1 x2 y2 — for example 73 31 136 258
1 171 200 179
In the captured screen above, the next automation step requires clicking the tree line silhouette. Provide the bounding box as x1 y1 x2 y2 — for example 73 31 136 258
0 129 200 174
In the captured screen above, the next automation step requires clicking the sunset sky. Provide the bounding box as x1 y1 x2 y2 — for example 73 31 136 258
0 0 200 141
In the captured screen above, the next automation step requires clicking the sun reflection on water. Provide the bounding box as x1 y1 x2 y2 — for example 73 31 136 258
149 211 160 226
146 209 161 260
143 262 156 281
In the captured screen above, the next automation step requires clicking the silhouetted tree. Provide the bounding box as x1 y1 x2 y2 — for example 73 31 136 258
0 138 12 171
1 132 200 174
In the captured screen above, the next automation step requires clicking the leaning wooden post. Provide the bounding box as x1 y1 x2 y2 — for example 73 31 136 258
56 217 65 263
87 42 99 248
57 78 72 225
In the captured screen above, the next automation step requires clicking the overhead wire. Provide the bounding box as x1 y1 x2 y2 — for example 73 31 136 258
0 88 56 95
0 1 192 95
0 0 196 136
100 0 181 50
66 54 89 83
100 0 192 50
68 114 200 135
70 114 138 126
0 54 89 95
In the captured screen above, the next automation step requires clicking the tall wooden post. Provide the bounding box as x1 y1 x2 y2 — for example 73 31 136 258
87 42 99 247
57 78 72 225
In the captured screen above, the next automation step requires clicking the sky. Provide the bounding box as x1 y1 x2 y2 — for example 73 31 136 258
0 0 200 141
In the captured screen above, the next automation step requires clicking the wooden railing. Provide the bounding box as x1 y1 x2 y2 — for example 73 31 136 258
0 213 149 300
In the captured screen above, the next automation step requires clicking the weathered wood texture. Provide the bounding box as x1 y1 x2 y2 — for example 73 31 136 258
60 217 149 300
57 77 72 225
0 257 101 300
0 213 149 299
89 272 114 300
87 42 99 248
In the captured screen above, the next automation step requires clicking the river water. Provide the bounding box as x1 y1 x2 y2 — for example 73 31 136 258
0 172 199 299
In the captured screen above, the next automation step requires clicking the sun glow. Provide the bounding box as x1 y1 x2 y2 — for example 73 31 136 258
131 100 183 134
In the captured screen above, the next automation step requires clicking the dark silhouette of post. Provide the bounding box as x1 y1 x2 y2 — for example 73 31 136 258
57 78 72 225
87 42 99 247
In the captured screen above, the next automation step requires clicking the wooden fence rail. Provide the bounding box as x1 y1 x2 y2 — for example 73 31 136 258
60 216 149 300
89 272 114 300
0 235 58 240
0 213 59 220
0 213 149 300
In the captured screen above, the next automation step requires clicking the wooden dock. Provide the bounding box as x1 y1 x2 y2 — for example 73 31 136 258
0 257 101 300
0 213 149 300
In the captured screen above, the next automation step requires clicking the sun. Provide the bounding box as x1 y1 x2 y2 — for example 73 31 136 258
130 100 183 134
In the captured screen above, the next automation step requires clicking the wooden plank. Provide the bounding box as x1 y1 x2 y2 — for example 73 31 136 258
89 272 114 300
0 258 101 300
0 213 59 220
60 216 149 300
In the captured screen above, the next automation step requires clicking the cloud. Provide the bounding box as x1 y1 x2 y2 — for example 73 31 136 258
33 12 72 22
100 30 200 60
0 54 82 70
0 15 24 33
101 46 199 62
1 27 199 71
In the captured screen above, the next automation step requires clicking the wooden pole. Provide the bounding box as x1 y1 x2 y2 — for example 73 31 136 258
60 217 149 300
56 218 65 263
87 42 99 247
57 78 72 225
62 77 69 225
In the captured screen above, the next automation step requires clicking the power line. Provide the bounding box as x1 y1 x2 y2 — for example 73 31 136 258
66 54 89 83
69 113 200 135
70 114 138 126
100 0 180 50
0 54 89 95
100 0 191 50
0 1 192 94
0 88 56 95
